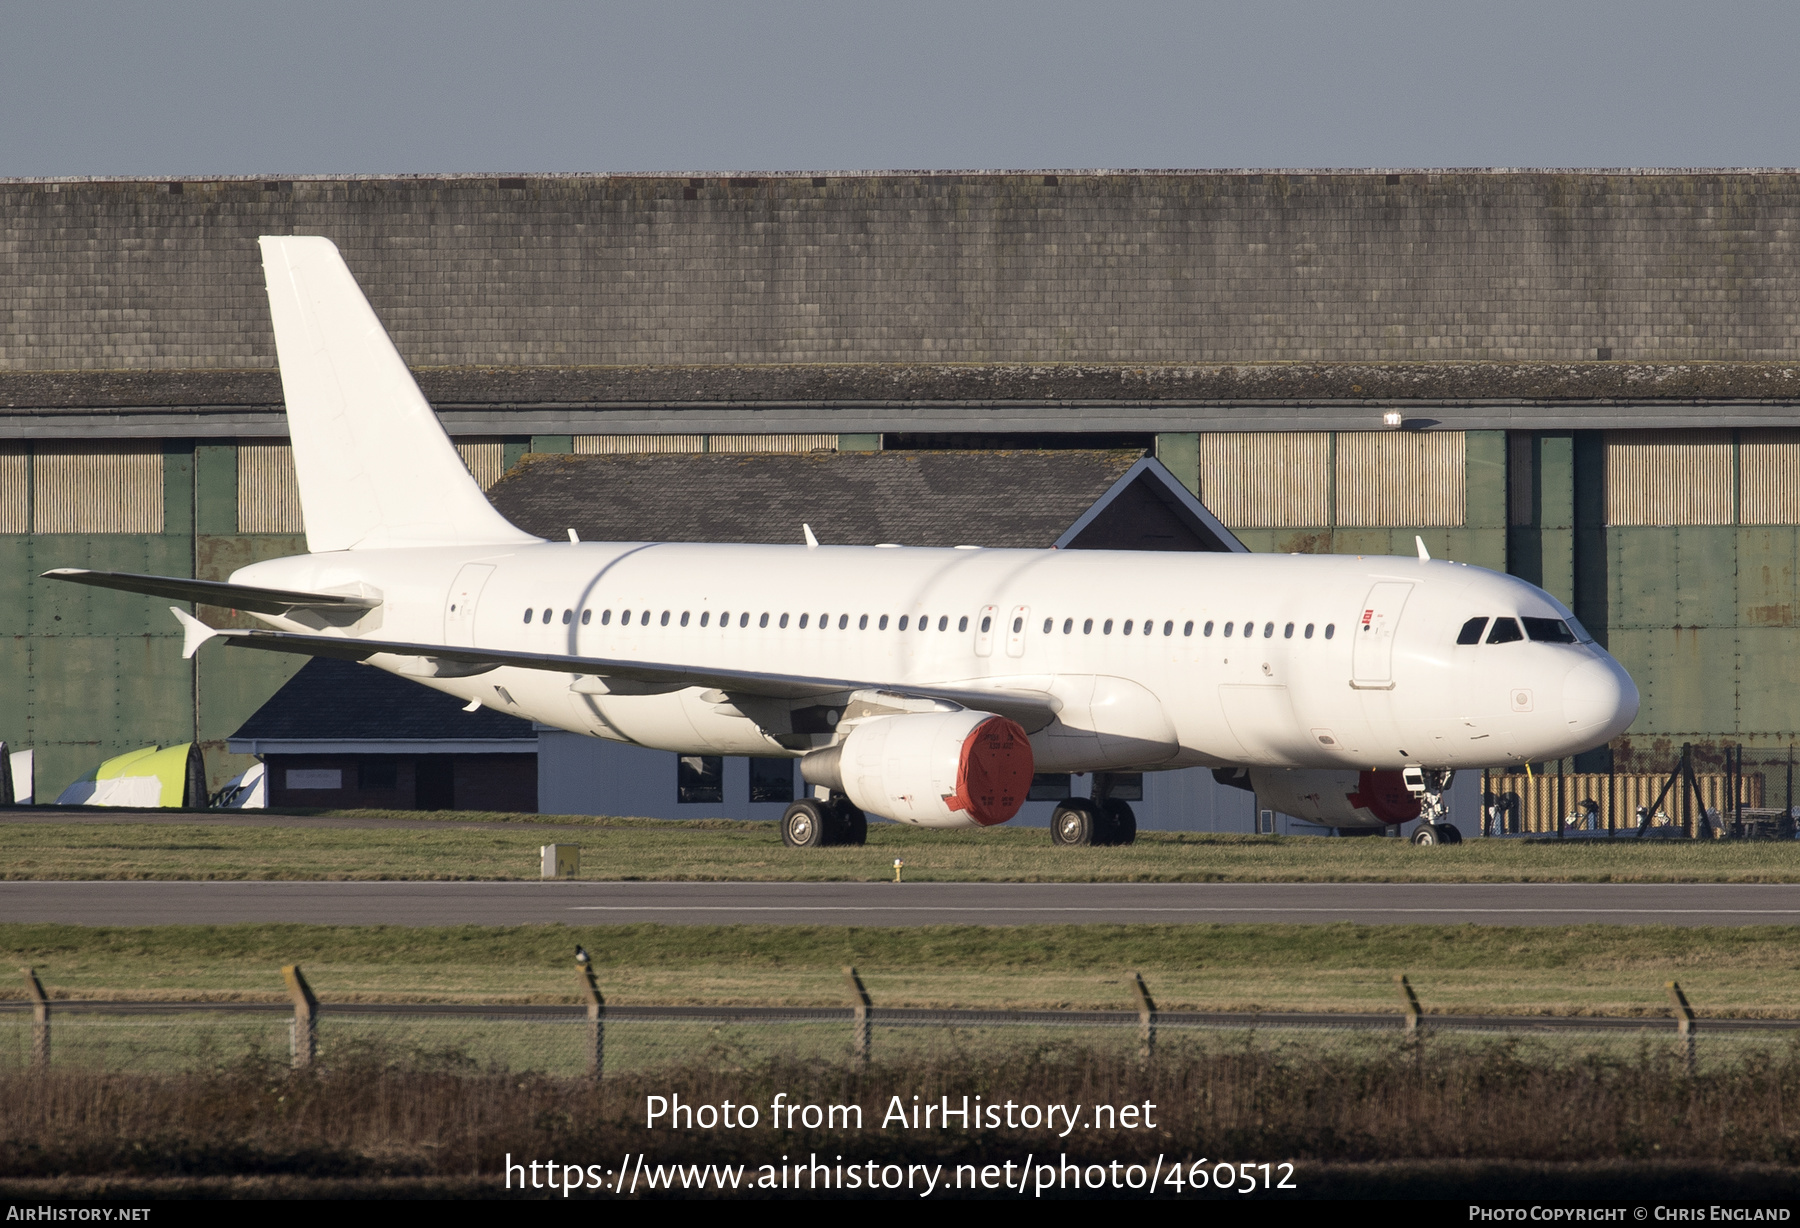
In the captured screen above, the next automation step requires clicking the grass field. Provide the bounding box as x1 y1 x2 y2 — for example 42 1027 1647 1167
4 921 1799 1017
7 812 1800 881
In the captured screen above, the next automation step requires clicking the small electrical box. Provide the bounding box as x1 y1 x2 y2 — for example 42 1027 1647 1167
540 844 581 879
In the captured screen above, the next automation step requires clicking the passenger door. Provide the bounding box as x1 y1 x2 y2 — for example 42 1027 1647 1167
1351 582 1413 689
443 563 496 647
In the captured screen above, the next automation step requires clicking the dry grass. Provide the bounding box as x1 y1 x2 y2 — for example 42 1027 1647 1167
8 817 1800 882
4 1037 1800 1185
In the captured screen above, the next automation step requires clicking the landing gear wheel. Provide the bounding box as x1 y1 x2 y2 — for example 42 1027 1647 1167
1051 799 1100 846
1100 800 1137 846
1436 823 1463 845
1410 823 1441 847
829 798 867 846
781 799 828 848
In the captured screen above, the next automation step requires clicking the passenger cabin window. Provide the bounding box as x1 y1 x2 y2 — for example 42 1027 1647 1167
1223 622 1234 636
899 616 909 630
1263 622 1274 638
779 613 789 628
958 616 968 632
799 613 810 628
1122 620 1133 635
522 609 531 623
1083 619 1094 635
581 610 592 625
1201 621 1212 636
759 613 770 628
1064 619 1074 634
700 611 709 627
1165 621 1175 636
1102 619 1113 635
1042 618 1052 634
1185 621 1195 636
1284 622 1294 638
1522 617 1578 644
1324 624 1335 639
840 614 850 630
859 614 869 630
1487 617 1524 644
561 610 572 625
680 612 690 627
1304 623 1314 638
1456 617 1488 645
602 609 613 625
660 611 671 626
880 615 890 630
938 616 949 631
739 613 750 628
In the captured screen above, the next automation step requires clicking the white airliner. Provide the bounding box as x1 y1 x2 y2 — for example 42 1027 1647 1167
46 237 1639 848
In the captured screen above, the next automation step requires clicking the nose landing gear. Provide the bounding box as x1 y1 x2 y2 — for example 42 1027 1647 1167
1402 767 1463 846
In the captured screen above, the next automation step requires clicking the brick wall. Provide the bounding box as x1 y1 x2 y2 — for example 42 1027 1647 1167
5 171 1800 371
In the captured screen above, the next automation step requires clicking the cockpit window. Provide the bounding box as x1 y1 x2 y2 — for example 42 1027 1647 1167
1522 616 1577 644
1456 617 1488 645
1565 616 1596 643
1486 617 1524 644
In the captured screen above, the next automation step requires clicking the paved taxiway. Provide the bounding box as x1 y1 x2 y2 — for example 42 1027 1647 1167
2 880 1798 926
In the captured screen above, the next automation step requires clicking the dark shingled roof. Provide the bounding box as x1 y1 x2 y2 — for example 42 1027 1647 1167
485 449 1208 549
231 658 535 742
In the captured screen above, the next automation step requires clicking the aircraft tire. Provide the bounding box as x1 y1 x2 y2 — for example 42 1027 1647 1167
1101 800 1137 846
1409 823 1441 847
831 798 868 846
781 799 829 848
1437 823 1463 845
1051 799 1099 846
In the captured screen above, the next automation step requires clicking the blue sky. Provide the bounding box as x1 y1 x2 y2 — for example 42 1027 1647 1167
5 1 1798 175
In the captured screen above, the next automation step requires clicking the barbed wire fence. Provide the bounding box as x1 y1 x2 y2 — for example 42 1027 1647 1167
5 964 1797 1080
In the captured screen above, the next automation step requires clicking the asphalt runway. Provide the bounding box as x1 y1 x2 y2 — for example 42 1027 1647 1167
4 880 1800 926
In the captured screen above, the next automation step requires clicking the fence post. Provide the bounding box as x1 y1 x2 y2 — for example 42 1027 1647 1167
843 966 871 1067
1131 972 1157 1061
21 967 48 1070
1667 981 1696 1074
283 964 318 1070
577 959 605 1079
1394 973 1422 1033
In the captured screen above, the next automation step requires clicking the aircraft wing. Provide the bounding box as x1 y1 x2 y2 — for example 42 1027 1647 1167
45 569 381 615
169 610 1060 731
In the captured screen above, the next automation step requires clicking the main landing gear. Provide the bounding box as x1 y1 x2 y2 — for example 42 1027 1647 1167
1050 797 1138 847
1403 766 1463 846
780 796 868 848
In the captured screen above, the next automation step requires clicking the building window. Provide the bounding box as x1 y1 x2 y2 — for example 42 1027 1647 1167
358 759 398 790
749 758 794 804
677 755 724 803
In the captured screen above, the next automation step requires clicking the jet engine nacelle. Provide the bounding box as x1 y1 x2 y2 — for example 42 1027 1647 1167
802 710 1034 828
1245 767 1422 830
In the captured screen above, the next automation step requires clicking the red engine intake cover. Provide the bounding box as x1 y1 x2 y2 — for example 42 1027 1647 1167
943 715 1034 826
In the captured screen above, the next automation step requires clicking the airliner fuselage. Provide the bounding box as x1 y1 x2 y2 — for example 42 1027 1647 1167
234 539 1636 781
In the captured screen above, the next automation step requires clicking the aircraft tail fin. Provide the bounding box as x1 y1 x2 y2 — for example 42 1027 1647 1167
258 235 537 552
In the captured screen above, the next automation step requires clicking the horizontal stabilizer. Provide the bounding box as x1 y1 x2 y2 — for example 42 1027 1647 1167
44 569 381 615
171 614 1059 731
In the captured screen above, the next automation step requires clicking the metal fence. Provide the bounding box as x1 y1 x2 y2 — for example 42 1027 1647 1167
1481 744 1800 838
3 999 1794 1080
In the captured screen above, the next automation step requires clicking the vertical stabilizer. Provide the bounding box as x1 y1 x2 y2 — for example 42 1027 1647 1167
258 236 537 552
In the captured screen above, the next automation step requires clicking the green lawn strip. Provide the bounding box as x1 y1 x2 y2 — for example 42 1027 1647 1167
2 922 1796 1017
7 820 1800 881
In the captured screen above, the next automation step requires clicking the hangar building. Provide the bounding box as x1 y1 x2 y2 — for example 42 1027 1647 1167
4 170 1799 823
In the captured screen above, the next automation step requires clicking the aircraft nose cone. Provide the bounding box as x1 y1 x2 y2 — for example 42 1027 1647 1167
1563 656 1639 742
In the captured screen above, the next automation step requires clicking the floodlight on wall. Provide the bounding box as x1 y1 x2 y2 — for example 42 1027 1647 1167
1382 411 1404 428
